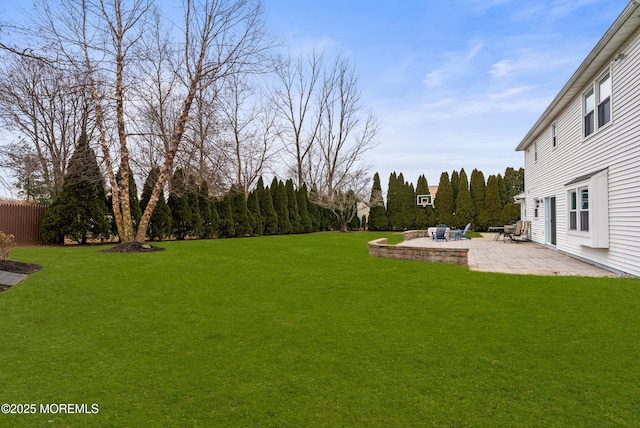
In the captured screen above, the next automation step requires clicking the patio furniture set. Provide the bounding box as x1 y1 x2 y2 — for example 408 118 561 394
431 223 471 241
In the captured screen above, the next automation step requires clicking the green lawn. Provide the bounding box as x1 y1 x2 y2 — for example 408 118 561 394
1 232 639 426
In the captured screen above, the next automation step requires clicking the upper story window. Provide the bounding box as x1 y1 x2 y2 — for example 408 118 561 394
598 73 611 128
584 88 595 137
583 69 612 138
551 122 557 148
534 140 538 161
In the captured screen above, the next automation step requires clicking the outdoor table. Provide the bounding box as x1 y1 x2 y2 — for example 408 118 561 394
488 225 515 241
488 226 505 240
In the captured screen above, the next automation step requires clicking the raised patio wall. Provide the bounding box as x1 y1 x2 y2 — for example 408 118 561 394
368 237 468 266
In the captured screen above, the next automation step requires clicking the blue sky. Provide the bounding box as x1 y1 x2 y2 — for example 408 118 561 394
264 0 629 187
0 0 632 196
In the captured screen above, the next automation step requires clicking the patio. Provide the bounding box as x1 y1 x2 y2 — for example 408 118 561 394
398 233 620 277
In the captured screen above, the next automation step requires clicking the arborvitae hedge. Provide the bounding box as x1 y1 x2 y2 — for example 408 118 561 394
274 179 292 234
229 185 251 237
285 179 302 233
453 169 474 229
478 175 502 230
297 184 314 233
216 197 235 238
470 169 486 230
367 172 388 231
434 172 454 226
247 189 263 236
198 180 217 239
256 177 278 235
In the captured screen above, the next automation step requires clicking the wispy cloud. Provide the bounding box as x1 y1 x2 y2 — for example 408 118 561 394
489 48 583 79
422 39 484 88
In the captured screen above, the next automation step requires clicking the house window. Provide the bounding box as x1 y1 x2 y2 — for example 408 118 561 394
552 122 557 148
584 88 595 137
598 73 611 128
583 70 612 138
565 168 609 248
580 188 589 232
534 140 538 161
569 191 577 230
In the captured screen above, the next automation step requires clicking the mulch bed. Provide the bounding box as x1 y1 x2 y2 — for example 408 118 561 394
98 242 165 253
0 260 42 275
0 260 43 293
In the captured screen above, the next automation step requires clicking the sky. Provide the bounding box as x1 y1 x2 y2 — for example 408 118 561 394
262 0 630 188
0 0 632 196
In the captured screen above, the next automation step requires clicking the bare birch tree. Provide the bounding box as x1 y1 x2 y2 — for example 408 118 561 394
33 0 271 243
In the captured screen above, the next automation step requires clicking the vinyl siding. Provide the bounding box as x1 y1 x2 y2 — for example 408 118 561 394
522 28 640 277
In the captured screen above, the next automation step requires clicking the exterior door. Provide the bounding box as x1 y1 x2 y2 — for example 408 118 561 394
546 196 557 245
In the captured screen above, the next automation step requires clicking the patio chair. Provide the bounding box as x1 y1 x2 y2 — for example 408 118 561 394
452 223 471 240
432 224 448 241
509 221 530 242
505 220 523 242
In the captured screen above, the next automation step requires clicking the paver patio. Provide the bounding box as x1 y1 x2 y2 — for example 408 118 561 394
399 233 620 277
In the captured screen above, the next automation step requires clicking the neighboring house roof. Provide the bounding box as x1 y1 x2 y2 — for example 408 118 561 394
516 0 640 152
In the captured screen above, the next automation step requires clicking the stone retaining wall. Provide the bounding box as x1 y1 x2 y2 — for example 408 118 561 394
402 230 430 240
368 237 468 266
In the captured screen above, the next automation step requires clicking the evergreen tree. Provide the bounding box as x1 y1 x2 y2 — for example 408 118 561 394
168 168 192 240
297 184 314 233
500 167 525 224
140 166 172 241
348 209 361 230
434 171 454 226
285 179 303 233
257 177 278 235
274 180 292 234
367 172 388 231
401 180 416 230
247 189 263 236
216 197 235 238
307 188 323 231
503 167 525 197
497 174 508 206
187 174 203 238
478 175 502 229
450 170 460 206
386 172 401 230
454 168 474 229
41 129 110 244
469 169 486 230
198 180 217 239
414 174 435 229
229 184 251 236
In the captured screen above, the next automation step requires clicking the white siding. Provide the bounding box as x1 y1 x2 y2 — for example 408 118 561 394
522 29 640 277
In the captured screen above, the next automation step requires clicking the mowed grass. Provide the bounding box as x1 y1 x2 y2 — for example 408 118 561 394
1 232 640 426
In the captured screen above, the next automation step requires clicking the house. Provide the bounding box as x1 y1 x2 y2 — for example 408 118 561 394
516 1 640 277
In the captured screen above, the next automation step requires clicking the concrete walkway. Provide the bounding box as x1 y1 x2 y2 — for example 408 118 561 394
0 270 28 286
399 233 619 277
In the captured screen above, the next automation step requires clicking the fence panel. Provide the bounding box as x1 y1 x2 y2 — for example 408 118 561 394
0 203 47 246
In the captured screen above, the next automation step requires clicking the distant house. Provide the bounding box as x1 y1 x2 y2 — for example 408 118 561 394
516 1 640 277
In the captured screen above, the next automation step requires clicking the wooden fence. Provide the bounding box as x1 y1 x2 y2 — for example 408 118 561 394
0 203 47 246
